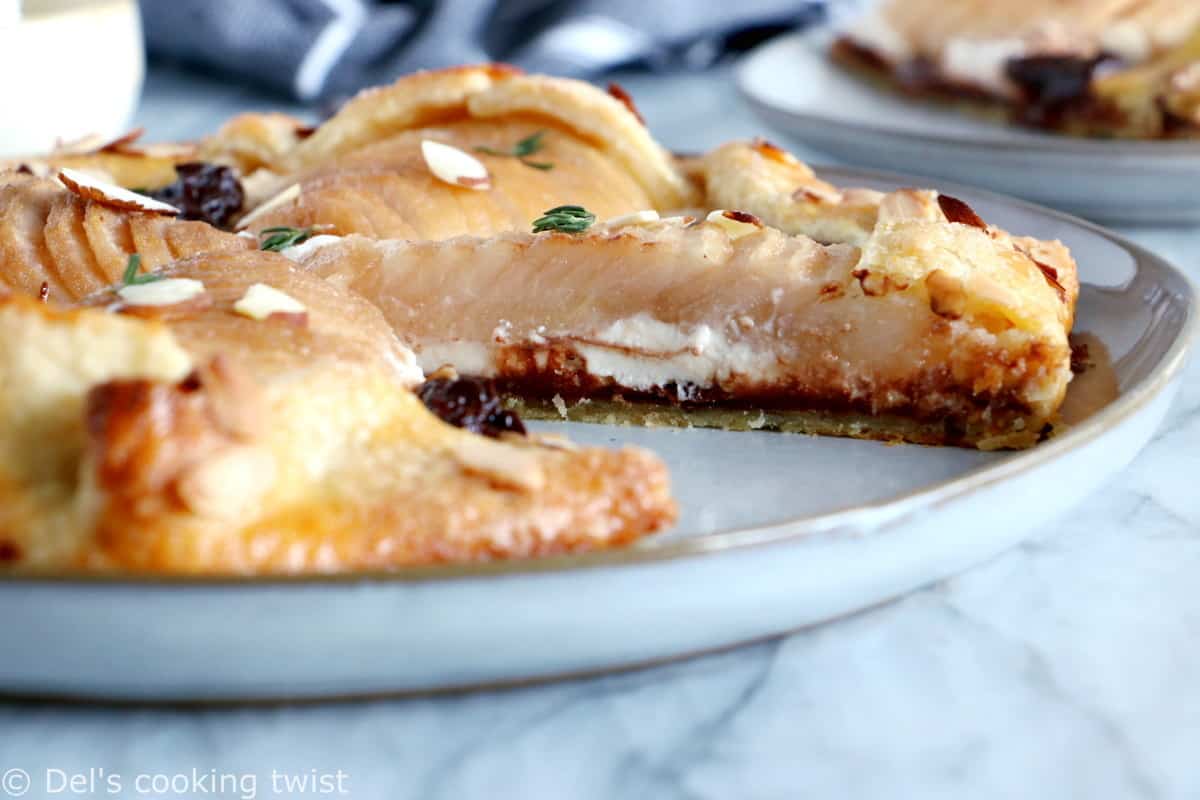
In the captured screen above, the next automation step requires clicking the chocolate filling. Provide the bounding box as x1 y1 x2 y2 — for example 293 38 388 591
1158 96 1200 137
1003 54 1112 128
418 376 526 438
147 162 245 229
481 342 1041 445
833 36 1147 134
0 540 21 564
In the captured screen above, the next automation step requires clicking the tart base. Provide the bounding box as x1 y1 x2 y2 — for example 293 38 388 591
506 395 1047 451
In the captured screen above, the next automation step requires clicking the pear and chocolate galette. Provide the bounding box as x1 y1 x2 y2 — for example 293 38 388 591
0 65 1080 574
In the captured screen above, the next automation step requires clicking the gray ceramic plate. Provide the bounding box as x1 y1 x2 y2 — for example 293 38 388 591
738 30 1200 225
0 168 1194 702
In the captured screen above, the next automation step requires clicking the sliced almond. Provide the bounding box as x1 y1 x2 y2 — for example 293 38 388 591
752 137 801 166
97 128 146 154
58 168 180 216
660 214 696 226
117 278 206 307
52 132 109 156
1030 258 1068 303
239 168 289 208
236 183 301 231
450 437 546 492
606 82 646 125
878 189 940 224
421 140 491 191
840 187 886 205
792 181 842 204
175 445 275 520
926 269 968 319
705 209 763 240
55 129 147 156
602 210 660 228
233 283 308 321
937 194 988 230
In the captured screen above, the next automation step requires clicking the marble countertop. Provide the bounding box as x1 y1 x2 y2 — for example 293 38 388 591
1 64 1198 800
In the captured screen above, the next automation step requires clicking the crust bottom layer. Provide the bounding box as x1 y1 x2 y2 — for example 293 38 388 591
505 396 1047 450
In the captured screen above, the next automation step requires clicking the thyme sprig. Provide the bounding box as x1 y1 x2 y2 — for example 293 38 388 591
476 130 554 170
121 254 162 286
260 226 315 252
532 205 595 234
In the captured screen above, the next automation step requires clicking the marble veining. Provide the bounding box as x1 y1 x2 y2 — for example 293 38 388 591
0 67 1197 800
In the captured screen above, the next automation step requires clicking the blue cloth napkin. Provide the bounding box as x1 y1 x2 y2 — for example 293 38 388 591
140 0 828 101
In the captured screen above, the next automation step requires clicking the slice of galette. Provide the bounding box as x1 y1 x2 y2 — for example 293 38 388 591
0 178 674 575
289 170 1077 450
833 0 1200 138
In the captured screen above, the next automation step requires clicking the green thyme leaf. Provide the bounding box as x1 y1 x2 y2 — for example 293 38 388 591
476 130 554 171
121 254 139 284
260 225 315 252
512 131 545 158
532 205 595 234
120 253 163 286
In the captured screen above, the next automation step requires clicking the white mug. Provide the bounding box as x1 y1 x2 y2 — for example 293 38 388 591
0 0 145 156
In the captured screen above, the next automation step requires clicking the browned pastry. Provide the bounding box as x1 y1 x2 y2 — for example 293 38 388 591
834 0 1200 138
201 64 698 239
0 241 675 574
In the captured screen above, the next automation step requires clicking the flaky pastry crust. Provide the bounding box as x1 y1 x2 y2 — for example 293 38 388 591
0 251 675 574
196 65 697 239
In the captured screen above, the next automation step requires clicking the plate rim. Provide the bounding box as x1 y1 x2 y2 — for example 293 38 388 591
737 29 1200 160
6 168 1197 587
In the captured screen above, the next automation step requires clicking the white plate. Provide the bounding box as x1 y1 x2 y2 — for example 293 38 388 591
1 169 1194 702
737 30 1200 225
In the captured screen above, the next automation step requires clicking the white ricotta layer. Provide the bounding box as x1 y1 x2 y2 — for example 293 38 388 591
1099 21 1150 63
574 342 775 399
847 13 912 64
578 313 776 395
384 344 425 388
591 314 710 354
416 341 495 376
941 36 1027 96
413 313 779 394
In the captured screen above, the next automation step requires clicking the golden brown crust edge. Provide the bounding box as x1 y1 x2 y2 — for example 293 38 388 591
0 276 676 575
77 371 676 573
